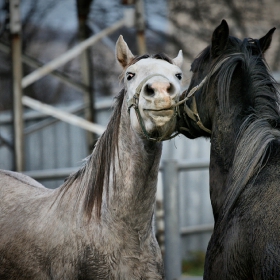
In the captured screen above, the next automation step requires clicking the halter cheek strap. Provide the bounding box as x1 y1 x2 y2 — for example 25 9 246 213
127 74 180 142
184 96 212 134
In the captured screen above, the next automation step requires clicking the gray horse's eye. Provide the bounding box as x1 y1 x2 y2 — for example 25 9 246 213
175 73 182 80
126 72 135 81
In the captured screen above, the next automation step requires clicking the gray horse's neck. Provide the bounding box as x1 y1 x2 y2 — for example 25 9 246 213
54 100 162 236
102 103 162 231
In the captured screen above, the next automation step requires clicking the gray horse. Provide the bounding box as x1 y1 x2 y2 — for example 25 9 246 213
0 36 183 279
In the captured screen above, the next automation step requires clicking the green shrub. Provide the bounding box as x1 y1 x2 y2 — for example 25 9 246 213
182 251 205 276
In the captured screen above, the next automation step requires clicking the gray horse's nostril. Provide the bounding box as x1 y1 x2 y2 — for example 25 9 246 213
167 83 175 95
145 83 155 96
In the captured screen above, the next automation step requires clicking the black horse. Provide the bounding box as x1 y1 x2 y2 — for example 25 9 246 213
179 19 280 279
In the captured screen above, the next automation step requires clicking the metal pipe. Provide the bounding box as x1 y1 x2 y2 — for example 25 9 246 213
23 167 78 180
21 18 126 88
21 54 89 93
89 23 115 51
22 96 105 135
77 0 95 152
0 133 13 149
181 223 214 236
163 160 181 280
178 158 209 171
1 99 113 148
0 42 89 93
0 99 113 125
10 0 24 171
159 158 209 172
23 103 86 135
135 0 146 55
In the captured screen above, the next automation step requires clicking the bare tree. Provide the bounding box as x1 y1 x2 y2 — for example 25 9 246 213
166 0 280 71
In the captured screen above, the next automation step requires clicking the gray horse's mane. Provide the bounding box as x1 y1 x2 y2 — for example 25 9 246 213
209 38 280 215
58 89 124 219
57 53 174 220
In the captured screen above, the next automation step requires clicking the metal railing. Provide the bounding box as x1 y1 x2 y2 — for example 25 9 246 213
8 2 135 171
162 159 213 280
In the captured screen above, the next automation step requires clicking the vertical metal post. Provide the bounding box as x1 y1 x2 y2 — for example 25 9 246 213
163 160 181 280
10 0 24 171
77 0 95 152
135 0 146 55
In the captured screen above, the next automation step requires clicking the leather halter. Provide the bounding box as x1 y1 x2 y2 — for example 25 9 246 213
177 55 239 135
127 74 180 142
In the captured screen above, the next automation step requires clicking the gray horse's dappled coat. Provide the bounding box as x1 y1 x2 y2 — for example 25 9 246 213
0 36 183 279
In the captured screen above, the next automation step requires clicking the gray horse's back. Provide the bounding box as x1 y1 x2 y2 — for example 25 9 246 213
0 170 96 280
0 169 53 217
0 169 58 279
0 169 45 189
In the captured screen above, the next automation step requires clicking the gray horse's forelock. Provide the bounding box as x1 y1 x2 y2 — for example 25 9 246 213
119 53 174 80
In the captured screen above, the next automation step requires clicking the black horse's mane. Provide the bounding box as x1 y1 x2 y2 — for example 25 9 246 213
57 53 174 220
193 36 280 117
194 36 280 217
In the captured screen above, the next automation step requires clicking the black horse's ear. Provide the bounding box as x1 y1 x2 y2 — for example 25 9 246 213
211 19 229 58
259 27 276 54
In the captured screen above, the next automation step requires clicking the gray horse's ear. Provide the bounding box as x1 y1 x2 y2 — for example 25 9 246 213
172 50 183 68
259 27 276 54
211 19 229 58
116 35 135 68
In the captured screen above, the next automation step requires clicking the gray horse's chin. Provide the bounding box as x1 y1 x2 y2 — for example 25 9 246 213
149 118 176 140
147 110 174 126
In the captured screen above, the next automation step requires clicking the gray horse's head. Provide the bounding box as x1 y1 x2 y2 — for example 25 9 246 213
116 35 183 141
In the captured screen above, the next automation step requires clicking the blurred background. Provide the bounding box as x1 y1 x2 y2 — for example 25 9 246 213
0 0 280 279
1 0 280 110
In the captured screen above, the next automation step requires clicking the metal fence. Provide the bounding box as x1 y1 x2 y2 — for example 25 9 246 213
8 0 135 171
0 98 113 187
161 159 213 280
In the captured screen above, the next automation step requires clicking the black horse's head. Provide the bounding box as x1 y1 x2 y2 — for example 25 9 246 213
179 19 276 139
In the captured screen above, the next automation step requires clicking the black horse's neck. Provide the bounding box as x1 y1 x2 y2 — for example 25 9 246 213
208 68 245 220
182 57 279 222
209 113 241 220
202 61 279 223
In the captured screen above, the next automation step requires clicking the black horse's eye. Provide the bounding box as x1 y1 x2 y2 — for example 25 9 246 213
175 73 182 80
126 72 135 81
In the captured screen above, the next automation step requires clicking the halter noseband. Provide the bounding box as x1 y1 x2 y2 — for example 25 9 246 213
177 54 240 135
127 74 180 142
